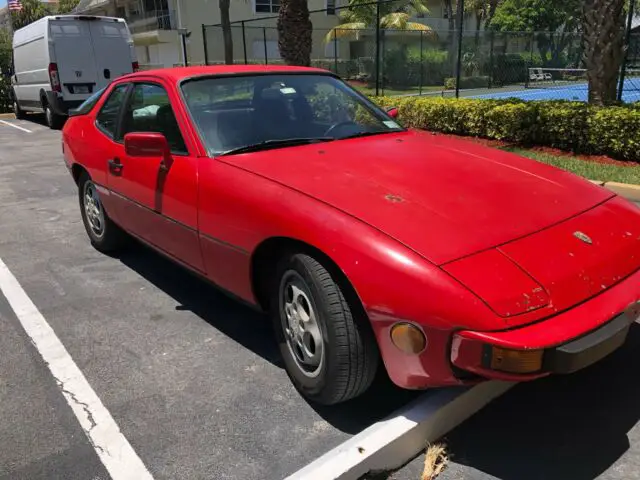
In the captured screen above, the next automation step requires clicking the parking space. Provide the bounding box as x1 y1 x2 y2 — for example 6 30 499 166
388 321 640 480
2 115 640 480
0 116 419 480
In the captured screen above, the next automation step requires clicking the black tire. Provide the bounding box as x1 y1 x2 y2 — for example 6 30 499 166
78 172 127 253
270 253 379 405
13 95 26 120
44 102 65 130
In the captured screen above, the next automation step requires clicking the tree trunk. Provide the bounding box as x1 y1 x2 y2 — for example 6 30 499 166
277 0 312 66
486 0 499 26
474 12 482 48
444 0 455 32
219 0 233 64
582 0 626 105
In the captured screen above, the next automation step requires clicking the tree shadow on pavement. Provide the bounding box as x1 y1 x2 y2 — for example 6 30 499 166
117 243 420 434
442 322 640 480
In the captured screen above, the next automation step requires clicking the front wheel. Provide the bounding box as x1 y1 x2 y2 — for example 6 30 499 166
13 97 26 120
78 172 127 253
271 253 379 405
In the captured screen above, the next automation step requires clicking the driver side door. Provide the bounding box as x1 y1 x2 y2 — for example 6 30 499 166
107 81 204 272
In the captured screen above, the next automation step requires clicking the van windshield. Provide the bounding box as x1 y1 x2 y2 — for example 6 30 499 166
181 74 404 156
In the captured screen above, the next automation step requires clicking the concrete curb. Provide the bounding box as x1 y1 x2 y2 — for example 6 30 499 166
603 182 640 202
284 381 515 480
590 180 640 202
0 113 15 119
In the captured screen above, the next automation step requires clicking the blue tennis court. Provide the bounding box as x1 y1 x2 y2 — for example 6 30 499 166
468 77 640 103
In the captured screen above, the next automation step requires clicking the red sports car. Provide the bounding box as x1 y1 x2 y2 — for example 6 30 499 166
62 65 640 405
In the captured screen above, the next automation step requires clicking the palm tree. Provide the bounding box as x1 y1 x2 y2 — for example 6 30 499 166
325 0 435 43
278 0 313 66
582 0 626 105
465 0 489 47
220 0 233 64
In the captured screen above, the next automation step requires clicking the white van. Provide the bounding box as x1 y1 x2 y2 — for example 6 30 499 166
12 15 138 129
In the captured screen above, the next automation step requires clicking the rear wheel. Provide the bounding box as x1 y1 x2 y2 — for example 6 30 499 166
78 172 127 253
270 253 379 405
43 101 64 130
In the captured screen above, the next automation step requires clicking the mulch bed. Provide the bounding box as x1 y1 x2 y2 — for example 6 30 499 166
429 132 638 168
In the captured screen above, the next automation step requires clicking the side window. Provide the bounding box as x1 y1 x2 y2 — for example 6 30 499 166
96 84 129 138
121 83 188 155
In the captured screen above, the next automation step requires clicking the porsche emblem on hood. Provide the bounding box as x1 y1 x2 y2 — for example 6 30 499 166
573 231 593 244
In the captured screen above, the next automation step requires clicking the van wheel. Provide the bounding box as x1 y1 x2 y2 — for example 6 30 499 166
13 98 26 120
44 102 64 130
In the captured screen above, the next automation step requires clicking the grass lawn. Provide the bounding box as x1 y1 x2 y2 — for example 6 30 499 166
502 147 640 185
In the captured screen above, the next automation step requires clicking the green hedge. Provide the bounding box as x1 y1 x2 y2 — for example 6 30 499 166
444 76 490 90
373 96 640 162
0 76 11 113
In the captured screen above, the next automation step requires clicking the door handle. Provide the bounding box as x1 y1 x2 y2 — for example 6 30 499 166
108 158 123 175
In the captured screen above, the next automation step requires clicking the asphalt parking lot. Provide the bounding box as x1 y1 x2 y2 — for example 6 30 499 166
0 116 419 480
1 116 639 480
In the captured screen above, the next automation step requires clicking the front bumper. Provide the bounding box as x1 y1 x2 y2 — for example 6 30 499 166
452 301 640 381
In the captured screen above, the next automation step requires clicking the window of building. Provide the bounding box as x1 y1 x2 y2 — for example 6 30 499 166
255 0 280 14
326 0 336 15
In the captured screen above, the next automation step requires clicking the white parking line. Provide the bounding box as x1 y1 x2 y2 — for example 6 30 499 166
285 381 514 480
0 120 32 133
0 258 154 480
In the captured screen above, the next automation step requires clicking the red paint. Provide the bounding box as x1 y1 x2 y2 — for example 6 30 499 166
452 266 640 379
63 66 640 391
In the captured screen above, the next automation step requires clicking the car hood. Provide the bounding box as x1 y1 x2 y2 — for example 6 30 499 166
220 130 614 264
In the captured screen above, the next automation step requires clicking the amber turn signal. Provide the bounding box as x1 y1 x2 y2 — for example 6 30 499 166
390 323 427 354
490 347 543 374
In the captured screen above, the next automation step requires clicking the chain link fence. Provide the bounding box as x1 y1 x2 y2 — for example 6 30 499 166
200 1 638 102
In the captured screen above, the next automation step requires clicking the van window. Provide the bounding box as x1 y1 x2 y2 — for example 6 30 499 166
96 84 129 138
120 83 187 155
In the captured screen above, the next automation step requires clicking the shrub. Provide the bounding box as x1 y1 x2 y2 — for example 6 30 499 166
382 46 450 88
372 96 640 162
444 76 490 90
485 53 528 86
0 76 11 113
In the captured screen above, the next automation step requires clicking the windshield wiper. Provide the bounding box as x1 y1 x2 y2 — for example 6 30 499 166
219 137 334 156
338 129 402 141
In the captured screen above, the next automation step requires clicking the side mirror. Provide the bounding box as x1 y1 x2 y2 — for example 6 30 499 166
386 107 399 119
124 132 172 170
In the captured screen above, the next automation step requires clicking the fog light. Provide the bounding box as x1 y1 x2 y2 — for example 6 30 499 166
490 347 543 374
390 323 426 354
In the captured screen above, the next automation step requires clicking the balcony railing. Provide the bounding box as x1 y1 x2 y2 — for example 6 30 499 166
128 9 176 34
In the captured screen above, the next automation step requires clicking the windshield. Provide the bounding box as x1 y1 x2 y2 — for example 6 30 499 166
180 74 404 155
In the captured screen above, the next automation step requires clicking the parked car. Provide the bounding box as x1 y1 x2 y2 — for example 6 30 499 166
62 65 640 405
12 15 137 129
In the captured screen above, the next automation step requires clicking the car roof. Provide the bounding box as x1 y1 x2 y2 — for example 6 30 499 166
121 65 331 83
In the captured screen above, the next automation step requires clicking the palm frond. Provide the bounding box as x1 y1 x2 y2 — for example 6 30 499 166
380 12 412 29
324 22 368 43
409 0 430 15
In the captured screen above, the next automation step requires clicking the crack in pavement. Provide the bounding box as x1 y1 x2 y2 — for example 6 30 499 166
55 377 107 455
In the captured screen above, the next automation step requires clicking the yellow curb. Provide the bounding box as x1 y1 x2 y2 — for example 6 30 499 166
0 113 15 119
604 182 640 202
